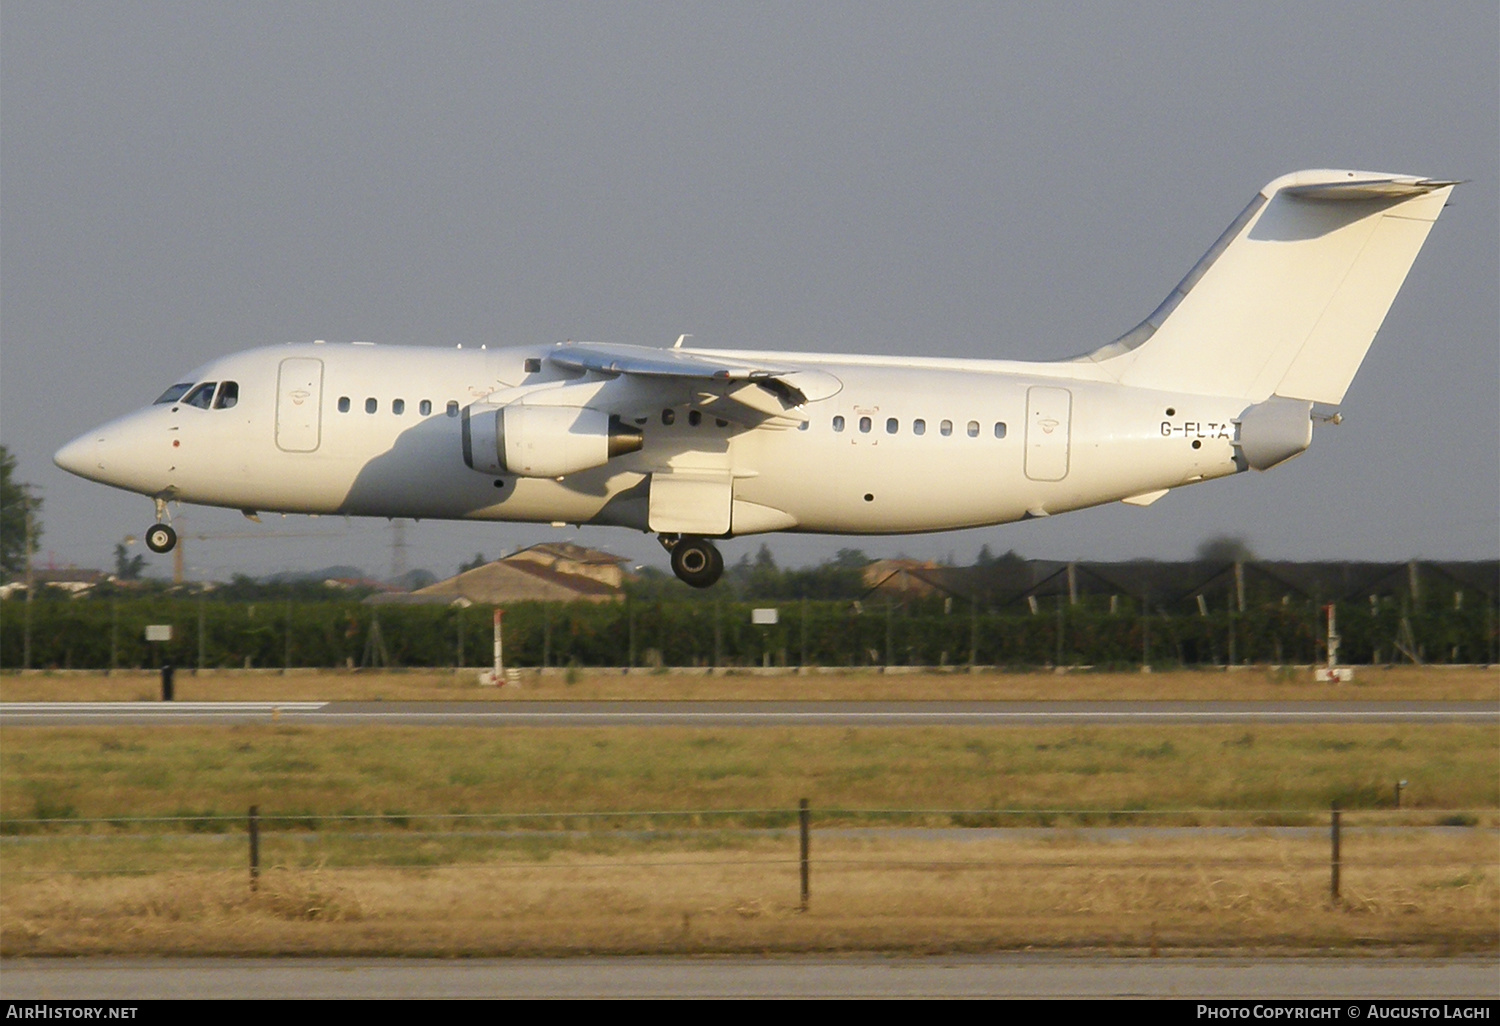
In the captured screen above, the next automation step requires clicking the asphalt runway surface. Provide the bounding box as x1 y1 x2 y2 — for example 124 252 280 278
1 699 1495 727
3 955 1497 999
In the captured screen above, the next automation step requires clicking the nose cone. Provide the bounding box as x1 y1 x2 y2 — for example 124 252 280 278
54 432 102 480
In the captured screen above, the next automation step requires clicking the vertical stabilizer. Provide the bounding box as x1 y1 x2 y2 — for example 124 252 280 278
1080 170 1455 404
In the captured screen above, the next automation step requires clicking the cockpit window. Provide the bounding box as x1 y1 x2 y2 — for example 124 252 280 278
213 381 239 409
154 383 195 405
182 382 217 409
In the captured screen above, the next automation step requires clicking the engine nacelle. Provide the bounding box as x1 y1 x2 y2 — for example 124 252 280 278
463 404 644 478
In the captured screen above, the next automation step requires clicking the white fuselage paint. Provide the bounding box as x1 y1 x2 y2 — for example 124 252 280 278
59 341 1252 537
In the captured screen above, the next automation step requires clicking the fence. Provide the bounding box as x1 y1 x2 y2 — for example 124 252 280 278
3 592 1497 671
3 804 1492 909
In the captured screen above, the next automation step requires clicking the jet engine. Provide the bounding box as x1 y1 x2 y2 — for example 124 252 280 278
463 404 643 478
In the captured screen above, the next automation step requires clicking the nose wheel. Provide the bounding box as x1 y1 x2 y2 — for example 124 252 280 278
665 534 724 589
145 523 177 554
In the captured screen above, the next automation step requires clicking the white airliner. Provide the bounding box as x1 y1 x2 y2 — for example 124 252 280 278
55 169 1455 587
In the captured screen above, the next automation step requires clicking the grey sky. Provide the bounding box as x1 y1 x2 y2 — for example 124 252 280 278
3 2 1496 581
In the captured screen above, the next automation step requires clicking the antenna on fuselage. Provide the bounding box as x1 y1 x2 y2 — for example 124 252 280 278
674 334 691 349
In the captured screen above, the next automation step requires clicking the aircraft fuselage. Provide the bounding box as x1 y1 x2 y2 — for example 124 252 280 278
57 341 1249 538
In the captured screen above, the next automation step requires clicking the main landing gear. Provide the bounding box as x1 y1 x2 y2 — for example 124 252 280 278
144 498 177 554
660 534 724 589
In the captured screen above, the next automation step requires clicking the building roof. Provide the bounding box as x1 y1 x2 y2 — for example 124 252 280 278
365 545 628 606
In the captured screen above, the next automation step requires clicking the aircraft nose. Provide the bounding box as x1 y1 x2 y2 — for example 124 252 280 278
53 432 102 479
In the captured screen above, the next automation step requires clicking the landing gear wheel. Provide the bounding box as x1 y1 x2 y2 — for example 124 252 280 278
145 523 177 554
670 536 723 589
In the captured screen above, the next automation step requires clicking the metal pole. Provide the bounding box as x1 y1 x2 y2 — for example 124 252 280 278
969 598 978 669
197 594 206 675
799 598 807 668
1330 802 1341 902
22 495 33 670
249 805 260 892
799 798 810 911
1055 594 1065 667
884 602 893 669
713 600 721 668
283 598 291 675
493 608 504 682
1141 592 1151 670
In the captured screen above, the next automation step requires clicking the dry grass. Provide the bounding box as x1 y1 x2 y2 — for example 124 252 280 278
3 831 1493 956
2 665 1495 703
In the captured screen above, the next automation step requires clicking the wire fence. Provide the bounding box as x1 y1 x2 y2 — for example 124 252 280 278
3 805 1494 910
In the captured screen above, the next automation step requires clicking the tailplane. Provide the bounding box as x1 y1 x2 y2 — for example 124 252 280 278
1080 169 1457 404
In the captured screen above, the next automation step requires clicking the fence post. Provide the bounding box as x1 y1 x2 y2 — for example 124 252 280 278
249 804 260 892
799 798 810 911
1330 801 1341 902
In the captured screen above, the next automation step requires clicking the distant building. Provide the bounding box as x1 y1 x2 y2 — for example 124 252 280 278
859 557 1499 613
366 543 630 606
0 568 111 599
861 559 944 597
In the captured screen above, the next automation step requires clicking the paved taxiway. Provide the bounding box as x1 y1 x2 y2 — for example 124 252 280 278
1 700 1495 727
3 955 1497 999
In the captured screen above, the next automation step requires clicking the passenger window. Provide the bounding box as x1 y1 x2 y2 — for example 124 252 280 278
365 398 378 414
155 383 195 405
393 399 405 415
183 383 216 409
886 418 898 434
420 400 432 416
688 410 701 427
833 416 845 432
662 409 676 426
213 382 239 409
940 420 953 437
913 419 926 436
994 422 1007 439
858 416 871 433
967 420 979 437
446 401 460 417
798 420 809 431
338 397 350 413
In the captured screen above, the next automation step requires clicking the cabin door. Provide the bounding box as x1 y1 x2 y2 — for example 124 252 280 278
276 358 324 453
1024 386 1071 481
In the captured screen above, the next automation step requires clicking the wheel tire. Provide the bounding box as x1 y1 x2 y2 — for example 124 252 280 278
670 536 723 588
145 524 177 554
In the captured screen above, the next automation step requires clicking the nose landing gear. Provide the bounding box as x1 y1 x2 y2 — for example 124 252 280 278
660 533 724 589
144 498 177 553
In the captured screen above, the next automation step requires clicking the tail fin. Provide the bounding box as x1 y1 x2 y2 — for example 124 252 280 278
1079 169 1457 404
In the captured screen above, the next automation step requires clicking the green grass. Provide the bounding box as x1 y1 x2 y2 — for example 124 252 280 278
1 723 1494 831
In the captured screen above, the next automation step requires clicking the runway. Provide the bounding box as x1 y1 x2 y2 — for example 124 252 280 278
1 699 1495 727
2 955 1496 999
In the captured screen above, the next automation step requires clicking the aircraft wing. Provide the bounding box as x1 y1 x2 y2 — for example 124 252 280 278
548 341 841 425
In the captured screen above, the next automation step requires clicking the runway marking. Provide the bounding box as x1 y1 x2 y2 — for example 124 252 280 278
304 710 1494 720
2 703 1492 725
0 702 326 718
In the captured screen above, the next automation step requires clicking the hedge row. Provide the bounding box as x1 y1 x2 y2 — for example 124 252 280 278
2 594 1494 670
